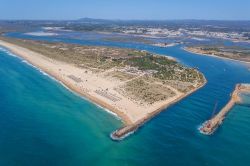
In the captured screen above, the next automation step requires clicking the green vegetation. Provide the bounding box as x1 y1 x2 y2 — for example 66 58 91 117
1 37 205 104
1 37 205 84
189 45 250 62
201 47 220 52
119 78 176 104
125 55 161 70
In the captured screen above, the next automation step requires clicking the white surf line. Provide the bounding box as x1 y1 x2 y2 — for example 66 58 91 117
0 46 122 122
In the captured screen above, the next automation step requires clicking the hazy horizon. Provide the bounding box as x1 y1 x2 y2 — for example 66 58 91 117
1 18 250 21
0 0 250 20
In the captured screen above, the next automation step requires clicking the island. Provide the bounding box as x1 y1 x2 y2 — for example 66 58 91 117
184 46 250 63
0 37 206 140
200 84 250 135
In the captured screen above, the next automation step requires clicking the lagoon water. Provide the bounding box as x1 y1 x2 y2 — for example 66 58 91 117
1 32 250 166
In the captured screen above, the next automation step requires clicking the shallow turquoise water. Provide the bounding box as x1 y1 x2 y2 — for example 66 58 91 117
1 33 250 165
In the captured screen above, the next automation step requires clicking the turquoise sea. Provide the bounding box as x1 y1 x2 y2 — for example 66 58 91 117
1 32 250 166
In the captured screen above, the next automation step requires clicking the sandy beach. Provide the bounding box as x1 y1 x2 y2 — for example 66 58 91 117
0 39 206 138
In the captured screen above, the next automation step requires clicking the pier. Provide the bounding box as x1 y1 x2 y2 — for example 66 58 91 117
200 84 250 135
110 118 147 140
110 79 208 141
111 124 139 141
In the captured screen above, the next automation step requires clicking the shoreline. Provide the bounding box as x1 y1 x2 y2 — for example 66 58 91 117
200 84 250 135
0 39 207 140
21 56 122 121
183 47 250 64
0 41 133 125
111 77 207 140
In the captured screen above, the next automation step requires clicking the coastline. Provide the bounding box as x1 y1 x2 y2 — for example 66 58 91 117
0 40 133 125
0 39 206 140
111 77 207 140
183 47 250 64
22 57 122 121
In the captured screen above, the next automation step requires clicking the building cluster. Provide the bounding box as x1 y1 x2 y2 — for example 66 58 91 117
120 26 250 42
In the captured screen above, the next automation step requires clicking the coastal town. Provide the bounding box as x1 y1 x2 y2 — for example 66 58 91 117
1 19 250 44
121 26 250 42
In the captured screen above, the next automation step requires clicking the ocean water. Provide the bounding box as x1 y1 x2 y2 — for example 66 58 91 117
240 92 250 104
1 33 250 166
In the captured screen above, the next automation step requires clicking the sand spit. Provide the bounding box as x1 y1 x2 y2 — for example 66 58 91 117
0 39 206 140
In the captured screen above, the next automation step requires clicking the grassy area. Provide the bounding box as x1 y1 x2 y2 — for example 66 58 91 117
0 37 205 104
118 78 176 104
105 71 136 81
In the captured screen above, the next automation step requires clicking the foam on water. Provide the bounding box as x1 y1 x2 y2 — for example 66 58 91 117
110 129 137 141
6 49 122 121
0 47 17 57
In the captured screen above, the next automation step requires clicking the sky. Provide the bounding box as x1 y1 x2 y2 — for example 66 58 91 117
0 0 250 20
